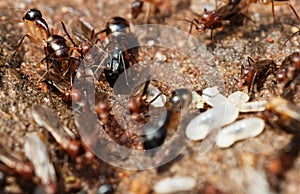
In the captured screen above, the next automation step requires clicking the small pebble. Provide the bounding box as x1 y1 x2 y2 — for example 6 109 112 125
154 52 167 62
154 176 196 194
192 91 205 109
216 117 265 148
98 184 114 194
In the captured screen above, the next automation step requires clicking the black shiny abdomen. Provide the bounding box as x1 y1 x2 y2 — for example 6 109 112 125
47 35 70 59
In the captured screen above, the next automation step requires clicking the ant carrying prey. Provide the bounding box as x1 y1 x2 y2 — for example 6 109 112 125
12 9 81 101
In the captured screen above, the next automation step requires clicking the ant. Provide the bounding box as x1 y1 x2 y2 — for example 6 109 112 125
31 104 81 158
184 0 245 39
93 16 139 87
0 137 57 194
12 9 82 98
276 52 300 99
238 56 277 99
127 79 166 123
185 0 287 38
184 8 229 39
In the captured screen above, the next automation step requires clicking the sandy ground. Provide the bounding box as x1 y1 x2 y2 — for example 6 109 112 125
0 0 300 193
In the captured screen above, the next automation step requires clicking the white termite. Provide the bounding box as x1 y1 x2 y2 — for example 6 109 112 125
154 176 196 194
216 117 265 148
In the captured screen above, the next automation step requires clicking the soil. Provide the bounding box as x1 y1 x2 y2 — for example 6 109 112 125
0 0 300 193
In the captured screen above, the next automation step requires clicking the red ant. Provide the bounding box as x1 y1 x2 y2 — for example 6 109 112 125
184 8 230 39
185 0 287 38
238 56 277 99
12 9 85 102
12 9 80 74
12 9 83 103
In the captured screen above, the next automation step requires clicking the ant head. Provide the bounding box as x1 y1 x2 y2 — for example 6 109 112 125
195 24 206 32
106 17 130 35
23 8 42 21
239 65 252 86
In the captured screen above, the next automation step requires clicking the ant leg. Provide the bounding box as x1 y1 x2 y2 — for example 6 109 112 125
271 0 276 23
282 4 300 47
93 46 109 76
189 20 194 34
247 56 255 66
119 51 129 86
11 34 38 59
282 31 300 48
249 72 257 99
289 3 300 23
144 2 151 24
54 21 78 48
210 29 214 40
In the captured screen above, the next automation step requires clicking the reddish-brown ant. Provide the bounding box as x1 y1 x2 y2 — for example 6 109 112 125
238 56 277 98
127 80 165 123
276 52 300 99
184 0 246 38
186 0 287 38
12 9 81 98
184 8 230 39
12 8 80 71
